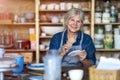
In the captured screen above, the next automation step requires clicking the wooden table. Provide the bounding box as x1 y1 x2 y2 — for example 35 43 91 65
27 66 89 80
0 66 18 80
4 65 89 80
62 66 89 80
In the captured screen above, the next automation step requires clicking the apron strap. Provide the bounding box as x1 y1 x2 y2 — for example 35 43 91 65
59 30 84 51
60 30 66 48
79 32 83 50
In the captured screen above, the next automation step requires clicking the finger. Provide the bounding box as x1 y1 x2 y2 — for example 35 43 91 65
65 47 69 52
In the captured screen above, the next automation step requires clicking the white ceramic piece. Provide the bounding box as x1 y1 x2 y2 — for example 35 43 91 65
41 26 65 35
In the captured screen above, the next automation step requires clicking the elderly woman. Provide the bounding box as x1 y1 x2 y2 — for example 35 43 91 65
49 8 96 67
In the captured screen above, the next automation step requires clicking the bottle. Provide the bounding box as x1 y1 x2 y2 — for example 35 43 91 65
110 5 117 23
95 1 102 23
4 31 10 45
43 49 62 80
102 9 110 23
118 13 120 22
14 13 19 23
94 27 104 48
104 25 113 49
103 0 111 12
0 32 5 45
0 48 5 58
9 32 13 45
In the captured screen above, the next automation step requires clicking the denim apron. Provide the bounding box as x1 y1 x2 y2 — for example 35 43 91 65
59 30 84 66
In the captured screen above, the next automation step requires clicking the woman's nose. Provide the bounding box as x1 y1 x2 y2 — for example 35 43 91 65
73 21 77 26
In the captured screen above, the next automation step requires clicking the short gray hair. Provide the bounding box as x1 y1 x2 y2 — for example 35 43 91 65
63 8 84 28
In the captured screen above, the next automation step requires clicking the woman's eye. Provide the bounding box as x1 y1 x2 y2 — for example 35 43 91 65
77 20 81 23
70 19 81 24
70 19 74 21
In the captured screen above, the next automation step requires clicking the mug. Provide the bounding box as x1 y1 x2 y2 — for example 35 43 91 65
12 55 24 74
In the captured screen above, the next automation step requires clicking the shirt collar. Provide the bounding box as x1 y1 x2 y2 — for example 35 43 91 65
64 30 82 44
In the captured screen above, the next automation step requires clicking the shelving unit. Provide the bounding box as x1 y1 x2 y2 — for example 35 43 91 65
38 0 92 62
38 0 120 62
94 0 120 47
0 0 36 63
94 0 120 59
0 0 119 64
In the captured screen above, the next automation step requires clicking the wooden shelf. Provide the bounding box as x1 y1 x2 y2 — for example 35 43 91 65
40 36 52 38
39 23 62 26
0 23 35 25
96 49 120 52
39 9 91 12
40 49 48 52
13 23 35 25
39 22 90 26
95 23 120 25
5 49 35 53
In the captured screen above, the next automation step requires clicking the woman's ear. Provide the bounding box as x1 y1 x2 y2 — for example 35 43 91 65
80 24 84 31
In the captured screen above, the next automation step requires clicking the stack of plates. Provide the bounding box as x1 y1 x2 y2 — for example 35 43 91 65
26 63 44 70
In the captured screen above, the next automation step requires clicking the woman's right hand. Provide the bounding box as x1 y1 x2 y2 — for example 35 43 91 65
60 41 72 56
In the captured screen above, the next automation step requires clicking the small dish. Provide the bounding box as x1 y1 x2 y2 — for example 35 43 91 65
29 76 43 80
68 50 81 56
26 63 44 70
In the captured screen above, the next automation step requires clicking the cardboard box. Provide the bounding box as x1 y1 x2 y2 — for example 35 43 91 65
5 52 33 63
30 40 36 50
0 20 12 24
89 66 120 80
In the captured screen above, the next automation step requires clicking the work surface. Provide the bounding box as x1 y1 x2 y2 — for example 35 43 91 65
4 66 89 80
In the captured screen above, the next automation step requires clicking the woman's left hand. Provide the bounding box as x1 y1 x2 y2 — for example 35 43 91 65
78 50 87 61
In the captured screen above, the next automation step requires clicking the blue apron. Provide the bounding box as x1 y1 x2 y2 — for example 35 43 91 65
58 30 84 66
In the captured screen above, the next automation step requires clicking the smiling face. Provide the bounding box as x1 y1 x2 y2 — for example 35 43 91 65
67 14 82 33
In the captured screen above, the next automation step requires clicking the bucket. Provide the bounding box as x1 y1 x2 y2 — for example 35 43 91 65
12 55 24 74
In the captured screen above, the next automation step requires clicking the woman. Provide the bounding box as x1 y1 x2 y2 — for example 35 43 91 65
49 8 96 67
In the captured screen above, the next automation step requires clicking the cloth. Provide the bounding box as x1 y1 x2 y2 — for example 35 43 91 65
49 30 96 66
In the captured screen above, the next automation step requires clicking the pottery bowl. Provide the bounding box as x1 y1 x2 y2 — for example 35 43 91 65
41 26 65 35
24 12 35 20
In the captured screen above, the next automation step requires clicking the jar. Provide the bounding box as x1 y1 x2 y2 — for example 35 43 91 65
110 6 117 23
15 39 30 49
43 49 62 80
105 24 112 31
95 17 102 23
102 9 110 23
118 13 120 22
104 32 113 49
114 28 119 35
94 34 104 48
97 27 104 34
95 4 102 23
114 35 120 49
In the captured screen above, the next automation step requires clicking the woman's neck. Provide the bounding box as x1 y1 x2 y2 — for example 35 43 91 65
67 30 78 44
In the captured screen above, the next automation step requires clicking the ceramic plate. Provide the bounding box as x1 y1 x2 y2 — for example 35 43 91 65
68 50 81 56
29 76 43 80
26 63 44 70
